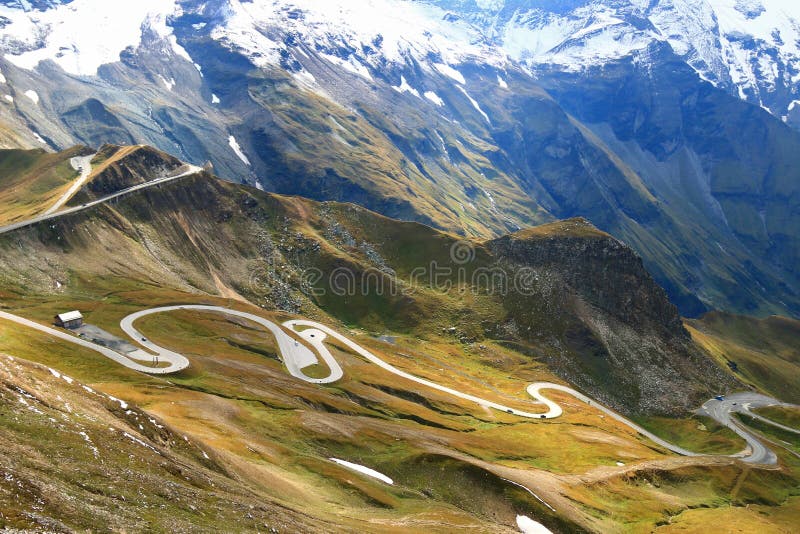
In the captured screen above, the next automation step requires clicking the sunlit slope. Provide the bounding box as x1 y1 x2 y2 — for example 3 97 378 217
0 146 89 224
687 312 800 404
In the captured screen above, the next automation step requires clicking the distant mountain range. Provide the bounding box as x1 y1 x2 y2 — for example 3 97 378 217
0 0 798 318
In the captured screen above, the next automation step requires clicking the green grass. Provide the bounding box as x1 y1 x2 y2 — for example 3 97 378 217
736 414 800 454
633 415 746 455
688 312 800 403
755 406 800 430
0 147 85 224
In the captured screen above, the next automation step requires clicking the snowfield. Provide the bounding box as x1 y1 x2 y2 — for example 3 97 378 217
1 0 798 119
0 0 190 76
228 135 251 166
329 458 394 485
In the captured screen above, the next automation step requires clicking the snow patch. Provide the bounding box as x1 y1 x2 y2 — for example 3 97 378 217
0 69 5 83
458 86 490 123
392 75 420 98
213 0 501 75
79 431 99 457
330 458 393 485
502 477 556 512
157 75 176 91
1 0 190 76
497 74 508 89
228 135 251 166
3 95 13 103
108 396 128 410
434 63 466 84
23 90 38 104
211 93 220 104
320 53 372 80
123 431 160 453
516 515 553 534
424 91 444 106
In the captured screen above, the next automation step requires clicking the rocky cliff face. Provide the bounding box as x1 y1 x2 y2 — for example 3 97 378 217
70 144 185 203
489 218 738 414
491 218 686 338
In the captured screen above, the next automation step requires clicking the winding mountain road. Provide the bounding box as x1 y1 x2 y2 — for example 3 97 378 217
0 163 203 235
0 170 796 465
42 154 96 216
1 305 795 464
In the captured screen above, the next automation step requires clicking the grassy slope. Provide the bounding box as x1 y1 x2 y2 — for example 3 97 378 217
0 147 88 224
0 354 328 532
0 157 797 531
755 406 800 430
686 312 800 404
632 415 744 455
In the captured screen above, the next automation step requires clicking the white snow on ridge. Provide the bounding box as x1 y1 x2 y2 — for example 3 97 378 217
0 0 189 76
157 75 176 92
216 0 500 74
211 93 221 104
330 458 393 485
23 89 38 104
392 75 420 98
320 53 372 80
228 135 251 166
1 0 799 122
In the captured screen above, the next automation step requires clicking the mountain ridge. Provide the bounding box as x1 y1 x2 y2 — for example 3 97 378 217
0 0 798 320
0 143 740 415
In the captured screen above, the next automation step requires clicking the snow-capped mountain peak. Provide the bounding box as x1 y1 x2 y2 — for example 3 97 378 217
1 0 799 118
0 0 187 76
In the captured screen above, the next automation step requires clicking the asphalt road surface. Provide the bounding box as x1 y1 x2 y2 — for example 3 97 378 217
42 154 96 216
121 305 343 383
698 392 800 464
0 163 202 235
2 306 797 464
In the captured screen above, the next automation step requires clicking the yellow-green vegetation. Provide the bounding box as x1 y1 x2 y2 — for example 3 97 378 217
633 415 746 455
507 218 612 241
687 312 800 403
0 355 327 532
0 150 798 531
755 406 800 430
248 68 549 237
564 460 800 533
735 414 800 455
0 146 87 224
3 286 798 532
